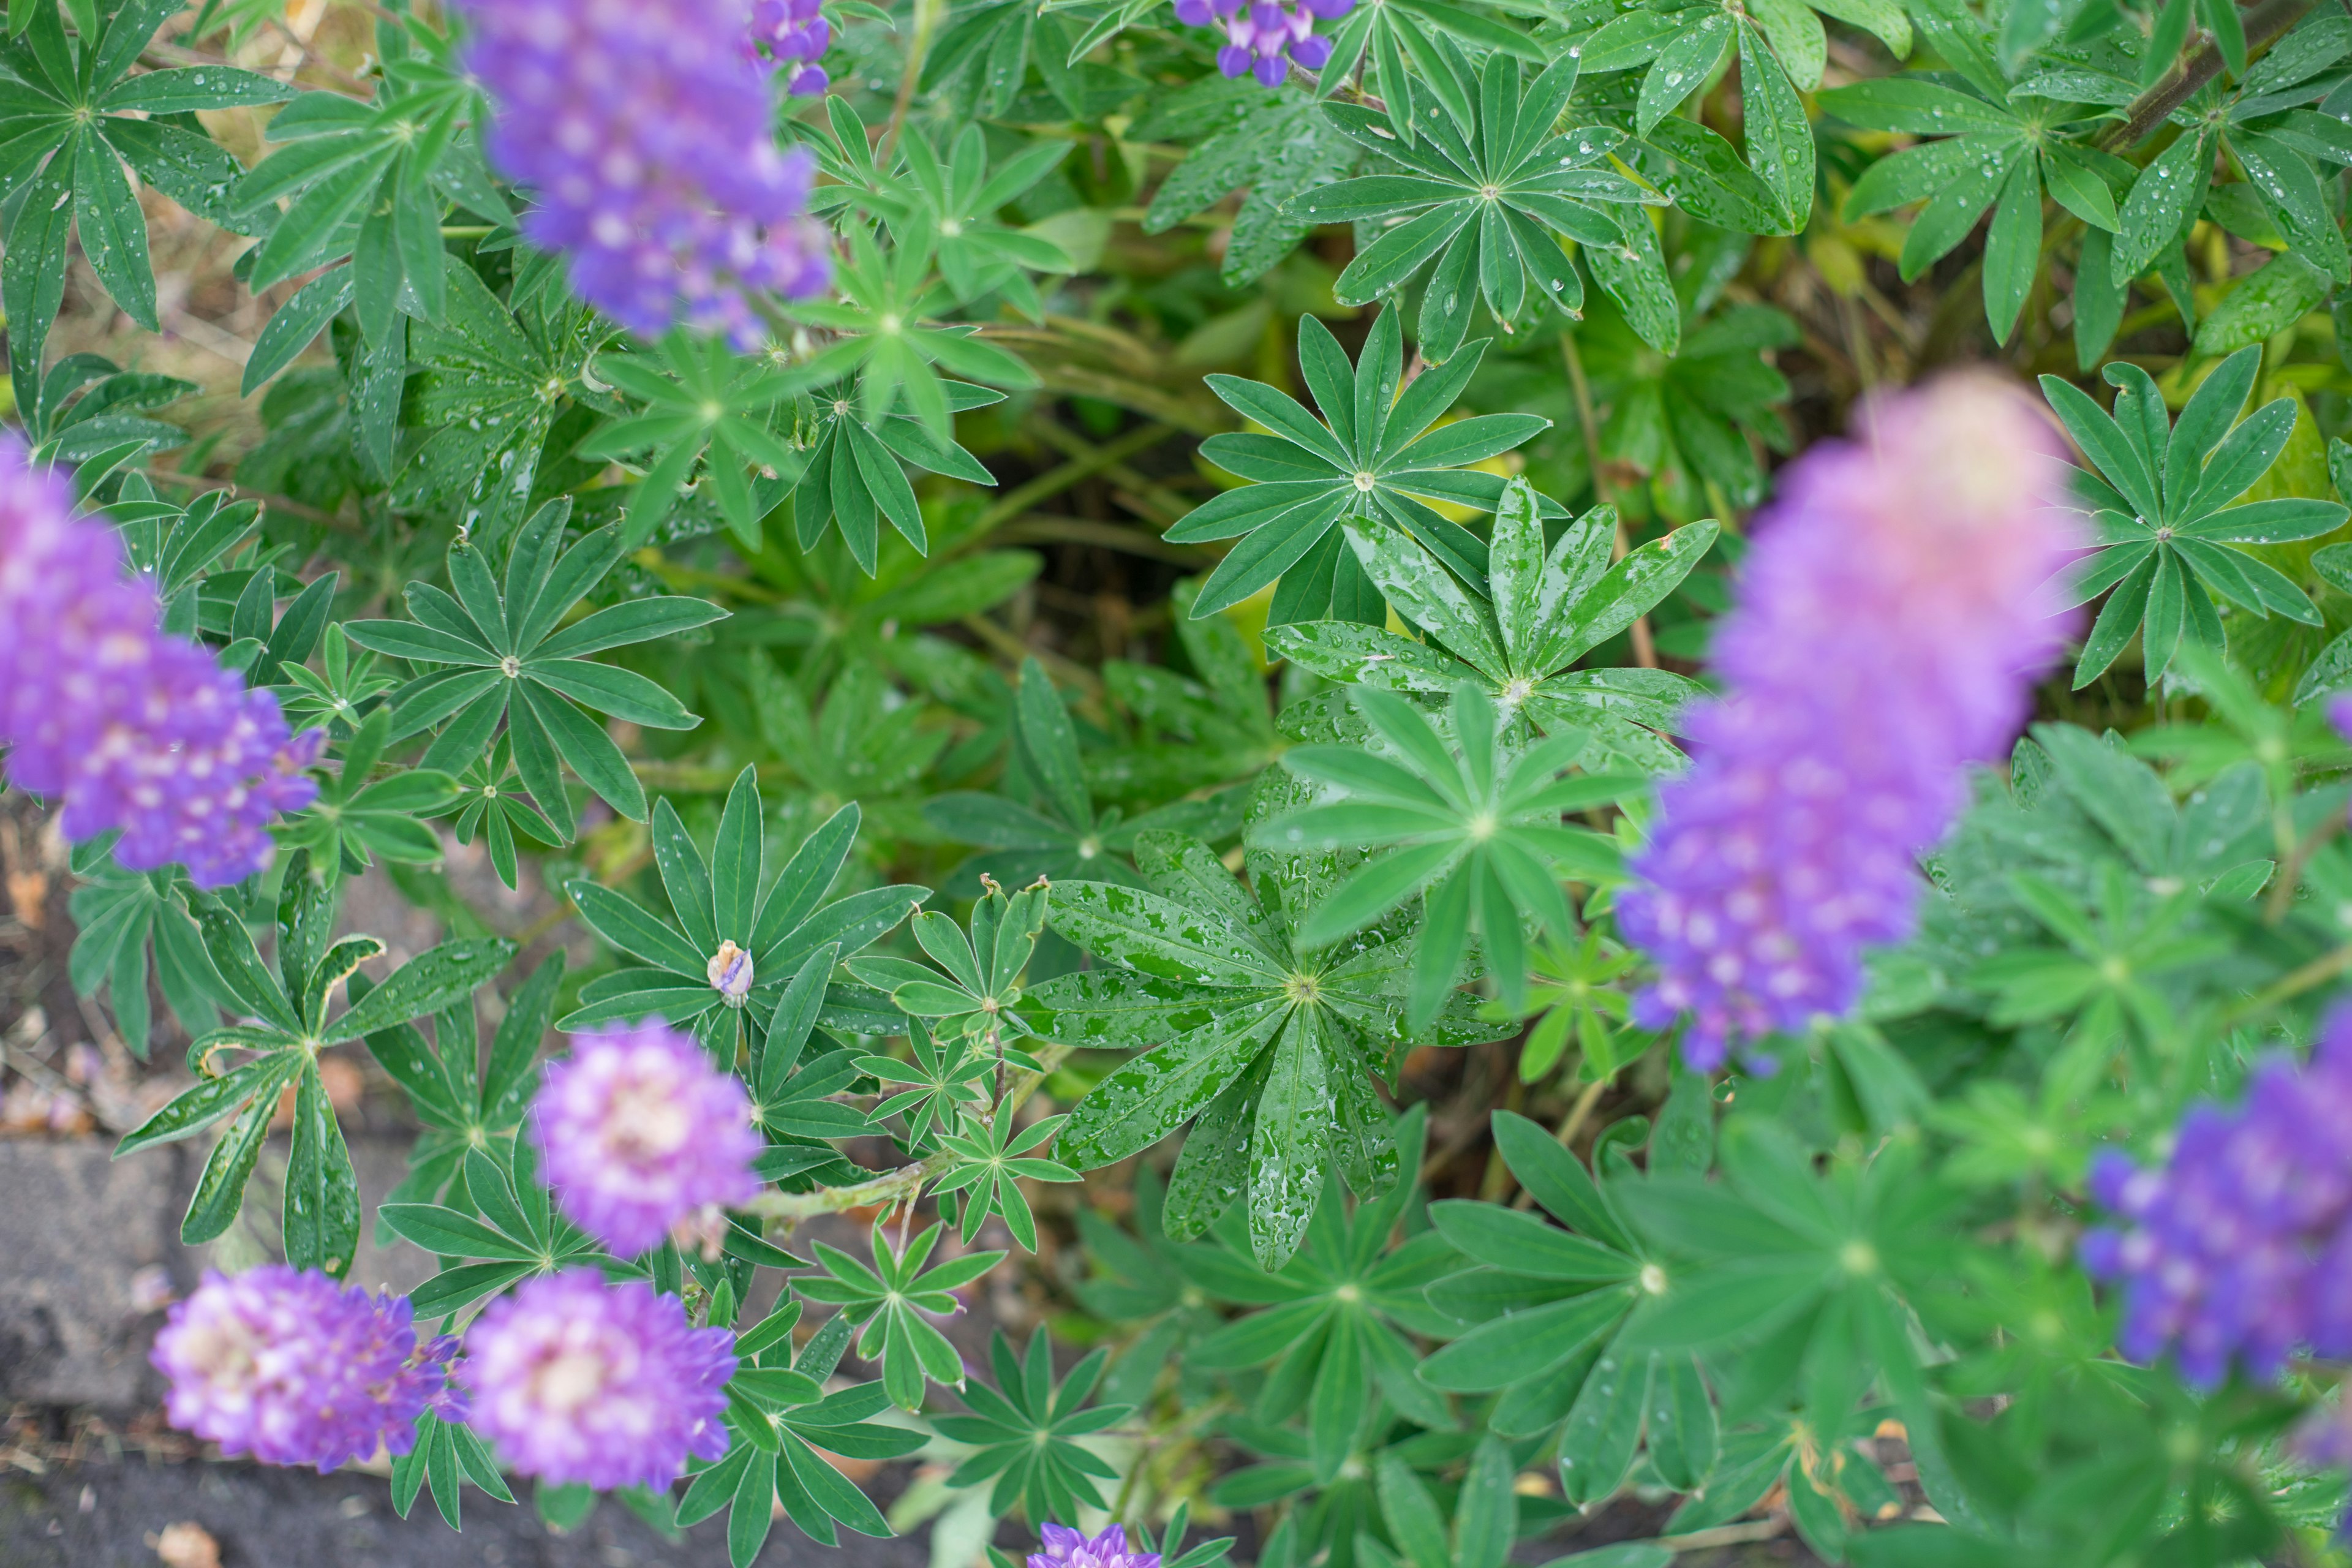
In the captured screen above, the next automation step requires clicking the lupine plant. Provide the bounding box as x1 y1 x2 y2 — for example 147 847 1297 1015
18 0 2352 1563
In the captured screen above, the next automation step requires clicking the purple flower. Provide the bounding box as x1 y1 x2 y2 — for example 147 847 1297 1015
531 1019 762 1257
461 0 831 347
0 436 321 889
462 1270 735 1490
1172 0 1352 85
745 0 830 96
2082 1005 2352 1386
1616 377 2079 1071
1030 1523 1162 1568
150 1267 457 1471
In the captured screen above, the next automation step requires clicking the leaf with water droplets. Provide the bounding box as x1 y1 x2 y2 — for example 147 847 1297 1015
2113 127 2212 286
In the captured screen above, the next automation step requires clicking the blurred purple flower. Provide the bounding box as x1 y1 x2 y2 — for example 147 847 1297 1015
151 1267 456 1470
1617 377 2080 1071
1172 0 1352 86
531 1019 761 1257
461 0 830 346
2082 1005 2352 1386
0 437 320 888
462 1270 735 1490
746 0 830 96
1030 1523 1162 1568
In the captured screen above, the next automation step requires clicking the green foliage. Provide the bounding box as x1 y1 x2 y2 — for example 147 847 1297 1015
1170 309 1557 621
797 1221 1009 1411
2042 347 2348 687
118 853 514 1271
59 0 2352 1559
933 1329 1132 1521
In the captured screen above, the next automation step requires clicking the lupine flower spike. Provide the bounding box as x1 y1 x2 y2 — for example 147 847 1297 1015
1172 0 1354 85
1029 1523 1163 1568
745 0 831 95
462 1271 736 1491
1618 377 2080 1070
461 0 831 345
2083 1003 2352 1386
530 1019 763 1257
0 435 320 888
150 1267 458 1471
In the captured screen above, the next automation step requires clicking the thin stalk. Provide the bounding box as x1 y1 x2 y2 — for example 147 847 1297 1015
880 0 943 161
1560 331 1659 669
968 419 1175 537
2103 0 2316 149
1555 1073 1610 1148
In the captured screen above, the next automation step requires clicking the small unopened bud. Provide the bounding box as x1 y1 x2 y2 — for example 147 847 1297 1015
706 940 754 1002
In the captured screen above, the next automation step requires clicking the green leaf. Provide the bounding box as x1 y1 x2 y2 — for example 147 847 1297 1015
329 938 517 1043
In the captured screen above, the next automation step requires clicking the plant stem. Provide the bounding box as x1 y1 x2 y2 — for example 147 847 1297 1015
1560 331 1659 669
2220 942 2352 1029
968 420 1176 538
880 0 941 161
1556 1073 1610 1148
2103 0 2315 149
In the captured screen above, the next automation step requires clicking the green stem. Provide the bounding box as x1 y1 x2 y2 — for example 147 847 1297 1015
2219 942 2352 1029
2102 0 2316 149
967 420 1177 538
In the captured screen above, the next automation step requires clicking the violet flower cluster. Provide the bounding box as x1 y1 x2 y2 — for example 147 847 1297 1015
0 437 320 888
1617 378 2079 1070
2082 1006 2352 1386
461 0 829 347
149 1267 459 1471
745 0 830 96
1030 1523 1163 1568
462 1270 736 1491
530 1019 762 1257
1173 0 1352 85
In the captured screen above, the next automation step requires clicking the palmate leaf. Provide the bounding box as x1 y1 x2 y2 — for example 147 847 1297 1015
559 766 929 1057
276 707 459 887
1579 0 1913 233
391 257 616 553
114 853 515 1273
577 331 807 551
1255 683 1637 1026
0 0 296 416
379 1140 602 1317
227 10 508 348
66 840 228 1060
1136 77 1361 287
347 497 728 835
679 1311 921 1562
2038 345 2346 687
1295 48 1669 358
925 658 1243 889
796 1221 1009 1411
229 10 508 339
1028 810 1509 1270
884 121 1075 312
1825 76 2130 344
788 374 1005 575
1170 307 1560 624
934 1329 1132 1523
1267 477 1713 774
1182 1108 1462 1481
362 951 565 1217
781 221 1040 444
